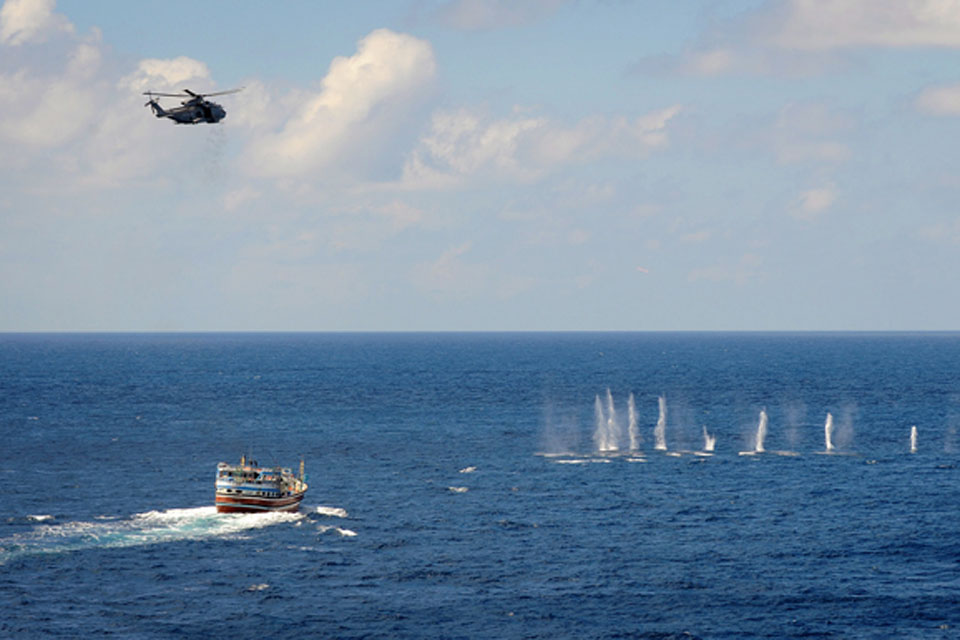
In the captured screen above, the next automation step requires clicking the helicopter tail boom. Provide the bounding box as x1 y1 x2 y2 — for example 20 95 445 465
144 96 167 118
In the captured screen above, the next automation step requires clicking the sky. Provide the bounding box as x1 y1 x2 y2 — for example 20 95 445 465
3 0 960 331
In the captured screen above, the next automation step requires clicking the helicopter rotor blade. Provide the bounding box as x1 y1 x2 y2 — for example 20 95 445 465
193 87 245 98
142 91 190 98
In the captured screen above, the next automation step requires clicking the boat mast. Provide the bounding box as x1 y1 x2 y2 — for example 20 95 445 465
299 458 305 481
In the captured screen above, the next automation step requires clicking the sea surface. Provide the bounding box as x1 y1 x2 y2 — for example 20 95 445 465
1 332 959 639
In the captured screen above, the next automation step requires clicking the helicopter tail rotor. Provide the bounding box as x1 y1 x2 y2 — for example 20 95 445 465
142 94 167 118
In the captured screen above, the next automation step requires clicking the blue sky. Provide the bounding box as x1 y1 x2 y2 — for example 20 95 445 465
3 0 960 331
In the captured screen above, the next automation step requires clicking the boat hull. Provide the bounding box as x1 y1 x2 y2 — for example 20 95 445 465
215 458 308 513
215 491 306 513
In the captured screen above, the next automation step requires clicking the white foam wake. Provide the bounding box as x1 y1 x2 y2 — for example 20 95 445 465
27 514 54 522
317 525 357 537
0 506 303 564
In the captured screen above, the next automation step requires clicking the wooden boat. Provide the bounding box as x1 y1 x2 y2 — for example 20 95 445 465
215 455 307 513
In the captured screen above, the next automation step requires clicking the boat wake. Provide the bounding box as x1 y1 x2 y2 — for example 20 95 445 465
314 506 349 518
0 506 302 564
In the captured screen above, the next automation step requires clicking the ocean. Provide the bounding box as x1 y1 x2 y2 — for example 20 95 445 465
1 332 959 638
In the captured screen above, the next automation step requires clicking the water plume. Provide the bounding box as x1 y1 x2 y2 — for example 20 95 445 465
605 389 619 451
910 425 918 454
593 390 620 452
824 412 835 452
654 396 667 450
755 409 768 453
702 426 716 452
593 395 607 452
627 393 639 451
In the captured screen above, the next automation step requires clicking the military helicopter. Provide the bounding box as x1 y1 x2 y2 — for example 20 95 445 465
142 87 243 124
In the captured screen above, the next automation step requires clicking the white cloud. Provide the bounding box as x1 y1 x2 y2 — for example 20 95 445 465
403 108 546 186
670 0 960 77
244 29 436 179
403 104 682 188
0 0 71 46
528 106 682 165
916 83 960 115
0 4 106 151
0 40 102 149
121 56 211 93
0 5 197 185
433 0 567 31
766 0 960 50
226 79 275 130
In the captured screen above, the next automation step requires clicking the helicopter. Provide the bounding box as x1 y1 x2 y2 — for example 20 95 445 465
142 88 243 124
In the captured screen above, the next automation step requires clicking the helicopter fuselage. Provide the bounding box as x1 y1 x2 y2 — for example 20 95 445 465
146 97 226 124
143 88 241 125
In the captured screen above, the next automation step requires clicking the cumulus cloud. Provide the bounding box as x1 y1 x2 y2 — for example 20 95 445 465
402 104 682 187
0 34 103 149
121 56 211 93
244 28 436 179
0 0 71 46
432 0 567 31
0 71 92 148
0 5 212 187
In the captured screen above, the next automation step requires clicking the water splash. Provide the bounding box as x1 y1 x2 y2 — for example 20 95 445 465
824 412 835 452
654 396 667 451
593 394 606 451
755 409 768 453
702 426 716 452
627 393 639 451
605 389 620 451
910 425 918 454
593 389 623 452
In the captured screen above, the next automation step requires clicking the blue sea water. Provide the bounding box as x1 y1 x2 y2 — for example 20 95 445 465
1 332 959 639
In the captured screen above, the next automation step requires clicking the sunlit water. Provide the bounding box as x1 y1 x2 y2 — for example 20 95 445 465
2 333 959 638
